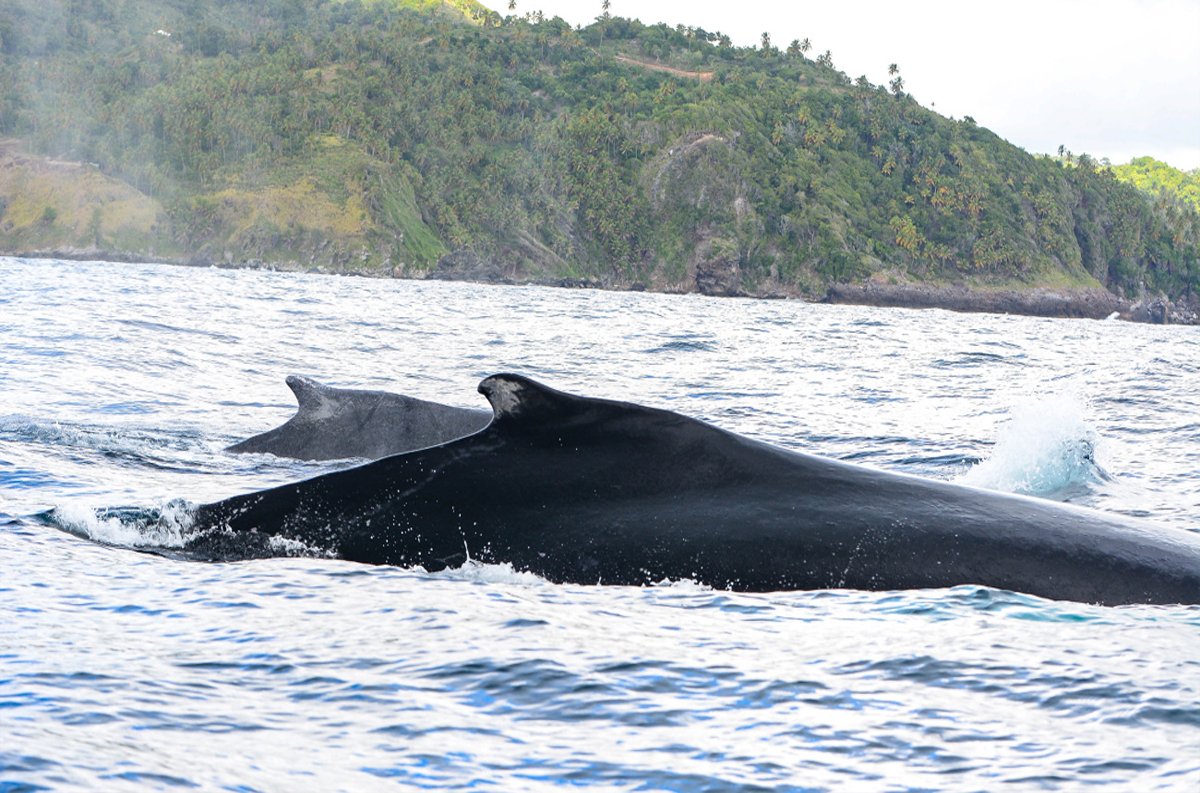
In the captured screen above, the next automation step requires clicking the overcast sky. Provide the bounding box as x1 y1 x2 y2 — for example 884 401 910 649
480 0 1200 170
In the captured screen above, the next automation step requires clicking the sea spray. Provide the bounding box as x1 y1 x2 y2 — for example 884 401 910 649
959 393 1109 497
45 499 193 548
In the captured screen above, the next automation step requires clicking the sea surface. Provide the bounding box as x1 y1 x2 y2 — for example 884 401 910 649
1 256 1198 792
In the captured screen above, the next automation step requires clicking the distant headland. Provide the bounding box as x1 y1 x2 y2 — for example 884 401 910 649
0 1 1196 323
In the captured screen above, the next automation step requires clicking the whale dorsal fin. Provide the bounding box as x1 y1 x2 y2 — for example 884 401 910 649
285 375 325 407
479 374 569 423
479 373 625 427
285 375 335 418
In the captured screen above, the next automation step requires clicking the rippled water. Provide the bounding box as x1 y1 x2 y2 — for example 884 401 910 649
2 257 1199 791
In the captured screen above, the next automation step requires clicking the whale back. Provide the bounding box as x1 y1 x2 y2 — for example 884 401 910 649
224 375 491 461
193 374 1200 605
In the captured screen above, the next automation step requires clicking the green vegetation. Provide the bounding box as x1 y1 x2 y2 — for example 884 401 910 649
0 0 1196 302
0 146 169 254
1110 156 1200 213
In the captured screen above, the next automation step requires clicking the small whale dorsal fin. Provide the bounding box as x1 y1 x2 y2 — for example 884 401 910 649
285 375 324 407
478 374 597 426
285 375 336 418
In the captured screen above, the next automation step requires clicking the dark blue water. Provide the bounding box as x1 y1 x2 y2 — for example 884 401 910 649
2 257 1198 791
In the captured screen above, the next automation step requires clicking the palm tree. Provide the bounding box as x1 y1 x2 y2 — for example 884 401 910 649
800 38 811 54
887 64 903 97
508 0 516 10
761 32 771 51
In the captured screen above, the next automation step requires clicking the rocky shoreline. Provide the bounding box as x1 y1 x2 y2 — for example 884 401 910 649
824 283 1198 325
6 247 1197 326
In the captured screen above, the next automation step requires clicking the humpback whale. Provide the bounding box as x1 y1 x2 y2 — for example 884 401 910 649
191 375 1200 606
225 376 490 461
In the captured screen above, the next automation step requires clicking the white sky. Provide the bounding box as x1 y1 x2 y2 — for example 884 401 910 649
480 0 1200 170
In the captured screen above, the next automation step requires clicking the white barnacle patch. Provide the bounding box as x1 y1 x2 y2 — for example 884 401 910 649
308 392 336 420
288 376 339 420
483 376 526 418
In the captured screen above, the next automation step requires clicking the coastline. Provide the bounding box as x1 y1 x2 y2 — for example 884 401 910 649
823 283 1195 325
5 247 1196 326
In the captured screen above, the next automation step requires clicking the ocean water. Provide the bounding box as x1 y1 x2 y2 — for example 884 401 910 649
1 256 1198 792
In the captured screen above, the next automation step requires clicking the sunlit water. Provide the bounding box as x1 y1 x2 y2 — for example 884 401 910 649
1 256 1198 791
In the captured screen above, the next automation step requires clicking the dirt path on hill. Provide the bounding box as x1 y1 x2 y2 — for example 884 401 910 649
614 54 713 81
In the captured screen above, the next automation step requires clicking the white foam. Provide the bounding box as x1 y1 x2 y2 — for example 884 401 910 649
267 534 336 558
958 394 1107 496
650 577 712 591
428 559 551 586
50 500 193 548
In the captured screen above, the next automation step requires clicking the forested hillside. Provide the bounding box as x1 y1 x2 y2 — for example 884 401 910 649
1110 157 1200 213
1 0 1196 310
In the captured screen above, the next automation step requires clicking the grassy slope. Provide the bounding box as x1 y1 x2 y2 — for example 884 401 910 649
170 135 445 271
0 137 444 270
0 143 166 253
